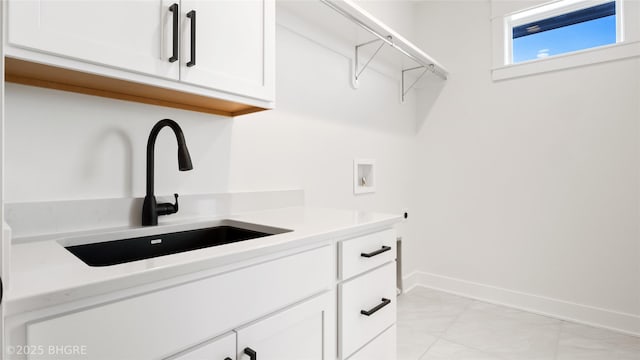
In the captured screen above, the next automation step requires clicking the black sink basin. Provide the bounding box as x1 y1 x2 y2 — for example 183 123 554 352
65 225 281 267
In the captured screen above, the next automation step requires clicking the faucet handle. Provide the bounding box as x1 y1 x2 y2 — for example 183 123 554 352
157 193 179 216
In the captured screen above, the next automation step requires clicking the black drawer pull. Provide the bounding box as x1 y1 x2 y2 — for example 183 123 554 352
244 347 257 360
186 10 196 67
168 3 179 62
360 298 391 316
224 358 232 360
360 245 391 258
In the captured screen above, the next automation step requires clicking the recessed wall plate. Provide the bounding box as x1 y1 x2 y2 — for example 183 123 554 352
354 159 376 194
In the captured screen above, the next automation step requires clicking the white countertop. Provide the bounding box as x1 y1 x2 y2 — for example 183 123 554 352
6 207 400 315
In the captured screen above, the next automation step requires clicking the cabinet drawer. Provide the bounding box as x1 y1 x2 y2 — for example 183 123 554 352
347 325 396 360
168 332 235 360
26 246 332 360
339 262 396 359
339 229 395 280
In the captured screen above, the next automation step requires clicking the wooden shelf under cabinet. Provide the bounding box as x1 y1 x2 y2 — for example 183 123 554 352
4 57 266 117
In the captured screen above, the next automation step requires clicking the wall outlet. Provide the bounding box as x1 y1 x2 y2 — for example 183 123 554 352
400 208 409 222
354 159 376 194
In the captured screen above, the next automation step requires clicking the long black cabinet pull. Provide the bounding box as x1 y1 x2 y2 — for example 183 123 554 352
186 10 196 67
168 3 179 62
360 298 391 316
360 245 391 258
244 347 257 360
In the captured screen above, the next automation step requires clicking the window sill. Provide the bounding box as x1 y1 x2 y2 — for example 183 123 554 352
491 40 640 81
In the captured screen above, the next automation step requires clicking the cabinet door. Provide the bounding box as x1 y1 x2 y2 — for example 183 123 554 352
179 0 274 102
169 332 236 360
7 0 179 80
236 293 331 360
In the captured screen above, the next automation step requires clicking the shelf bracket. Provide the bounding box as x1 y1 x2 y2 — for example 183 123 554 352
353 38 388 88
401 64 434 103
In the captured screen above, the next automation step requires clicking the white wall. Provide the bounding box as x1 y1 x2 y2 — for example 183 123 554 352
5 84 233 201
354 0 415 37
4 2 421 273
412 0 640 333
229 11 421 272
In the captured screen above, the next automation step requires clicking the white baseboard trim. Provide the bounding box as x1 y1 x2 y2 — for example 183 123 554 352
403 271 640 337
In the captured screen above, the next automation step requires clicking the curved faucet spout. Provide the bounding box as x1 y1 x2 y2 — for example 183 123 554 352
142 119 193 226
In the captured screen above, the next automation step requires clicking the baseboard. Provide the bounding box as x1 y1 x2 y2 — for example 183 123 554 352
403 271 640 337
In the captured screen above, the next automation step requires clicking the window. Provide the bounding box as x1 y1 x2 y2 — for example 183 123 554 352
512 2 617 63
491 0 640 80
507 0 619 64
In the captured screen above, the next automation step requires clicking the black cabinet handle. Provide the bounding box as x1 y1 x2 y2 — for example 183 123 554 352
244 347 257 360
360 298 391 316
186 10 196 67
224 358 231 360
168 3 179 62
361 245 391 258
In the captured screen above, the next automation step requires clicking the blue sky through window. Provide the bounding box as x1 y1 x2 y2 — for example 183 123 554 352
513 13 616 63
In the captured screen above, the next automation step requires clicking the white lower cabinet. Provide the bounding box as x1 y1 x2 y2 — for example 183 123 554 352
339 229 396 281
348 325 396 360
171 293 330 360
169 332 236 360
14 246 331 360
235 292 330 360
339 262 396 358
6 228 398 360
338 230 397 360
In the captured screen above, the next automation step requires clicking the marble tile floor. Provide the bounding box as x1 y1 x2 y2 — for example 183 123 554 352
397 287 640 360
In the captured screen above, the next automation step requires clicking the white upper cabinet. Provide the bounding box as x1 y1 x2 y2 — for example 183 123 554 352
179 0 274 101
7 0 180 80
5 0 275 115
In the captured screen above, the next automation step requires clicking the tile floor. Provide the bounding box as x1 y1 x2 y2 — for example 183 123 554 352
397 287 640 360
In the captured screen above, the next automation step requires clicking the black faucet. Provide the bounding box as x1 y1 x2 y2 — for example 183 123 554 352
142 119 193 226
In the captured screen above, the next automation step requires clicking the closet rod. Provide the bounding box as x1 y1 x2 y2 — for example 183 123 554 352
320 0 447 80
